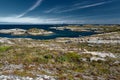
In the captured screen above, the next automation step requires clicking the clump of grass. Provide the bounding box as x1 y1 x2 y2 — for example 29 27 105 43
44 54 53 59
56 52 81 63
0 46 11 52
79 43 120 53
56 55 68 63
13 70 35 78
21 54 48 64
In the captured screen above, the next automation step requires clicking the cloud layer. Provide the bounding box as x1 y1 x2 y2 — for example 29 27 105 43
0 16 86 24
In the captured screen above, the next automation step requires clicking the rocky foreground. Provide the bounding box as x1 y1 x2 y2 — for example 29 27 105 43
0 25 119 80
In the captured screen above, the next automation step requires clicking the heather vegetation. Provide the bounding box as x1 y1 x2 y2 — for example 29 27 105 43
0 44 119 79
78 43 120 53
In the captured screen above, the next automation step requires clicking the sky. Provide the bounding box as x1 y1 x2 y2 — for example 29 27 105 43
0 0 120 24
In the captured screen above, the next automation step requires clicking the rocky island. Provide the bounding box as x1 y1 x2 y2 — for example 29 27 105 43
50 25 120 33
0 28 53 36
50 27 66 30
0 28 26 35
27 28 53 36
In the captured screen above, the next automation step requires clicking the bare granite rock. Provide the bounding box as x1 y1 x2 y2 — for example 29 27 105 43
0 75 56 80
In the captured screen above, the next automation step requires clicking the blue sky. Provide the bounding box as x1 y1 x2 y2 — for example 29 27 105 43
0 0 120 24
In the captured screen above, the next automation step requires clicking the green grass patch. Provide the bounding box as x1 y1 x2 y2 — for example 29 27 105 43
0 46 11 52
56 52 81 63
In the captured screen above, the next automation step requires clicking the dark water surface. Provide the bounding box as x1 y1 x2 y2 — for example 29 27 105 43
0 25 96 40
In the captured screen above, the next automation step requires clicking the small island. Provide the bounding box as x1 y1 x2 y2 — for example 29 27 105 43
0 28 26 35
50 26 93 32
27 28 53 36
50 25 120 33
0 28 54 36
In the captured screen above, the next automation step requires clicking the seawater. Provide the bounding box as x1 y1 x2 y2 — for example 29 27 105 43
0 25 96 40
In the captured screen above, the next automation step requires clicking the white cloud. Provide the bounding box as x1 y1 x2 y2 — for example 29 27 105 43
0 16 62 24
73 1 89 6
29 0 43 11
44 7 59 13
54 1 111 13
17 0 43 18
0 16 41 24
0 16 85 24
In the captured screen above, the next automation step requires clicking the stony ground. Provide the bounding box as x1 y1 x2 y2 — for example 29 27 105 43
0 25 120 80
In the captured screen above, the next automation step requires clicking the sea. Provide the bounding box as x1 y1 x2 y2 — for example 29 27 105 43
0 24 96 40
